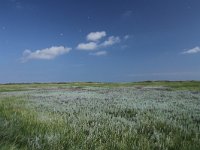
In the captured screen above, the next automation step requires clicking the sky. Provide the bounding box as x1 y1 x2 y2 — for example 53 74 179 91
0 0 200 83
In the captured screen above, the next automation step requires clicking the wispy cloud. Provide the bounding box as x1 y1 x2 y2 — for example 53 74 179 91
101 36 120 47
182 46 200 54
87 31 106 41
77 42 98 51
21 46 71 62
9 0 23 9
124 35 130 40
89 51 107 56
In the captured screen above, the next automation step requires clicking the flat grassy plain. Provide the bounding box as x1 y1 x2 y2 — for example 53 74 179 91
0 81 200 149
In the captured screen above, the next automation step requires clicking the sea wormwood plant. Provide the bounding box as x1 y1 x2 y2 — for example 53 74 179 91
0 86 200 149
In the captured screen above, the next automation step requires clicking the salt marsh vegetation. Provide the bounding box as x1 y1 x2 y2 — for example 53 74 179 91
0 82 200 149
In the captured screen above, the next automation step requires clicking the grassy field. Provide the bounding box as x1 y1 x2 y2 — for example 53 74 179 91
0 81 200 149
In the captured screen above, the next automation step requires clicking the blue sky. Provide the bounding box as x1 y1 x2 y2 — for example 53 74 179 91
0 0 200 83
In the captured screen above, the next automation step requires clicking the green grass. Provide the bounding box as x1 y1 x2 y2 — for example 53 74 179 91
0 97 77 149
1 81 200 92
127 81 200 91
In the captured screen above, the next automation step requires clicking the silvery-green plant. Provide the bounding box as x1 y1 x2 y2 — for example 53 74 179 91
0 86 200 149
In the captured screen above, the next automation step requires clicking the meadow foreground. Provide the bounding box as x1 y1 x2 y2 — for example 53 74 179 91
0 82 200 150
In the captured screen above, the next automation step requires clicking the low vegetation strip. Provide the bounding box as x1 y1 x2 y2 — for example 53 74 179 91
0 84 200 149
0 81 200 92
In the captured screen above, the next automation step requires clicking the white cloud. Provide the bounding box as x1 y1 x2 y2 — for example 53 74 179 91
77 42 98 50
87 31 106 41
89 51 107 56
77 31 121 51
101 36 120 47
182 46 200 54
21 46 71 62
